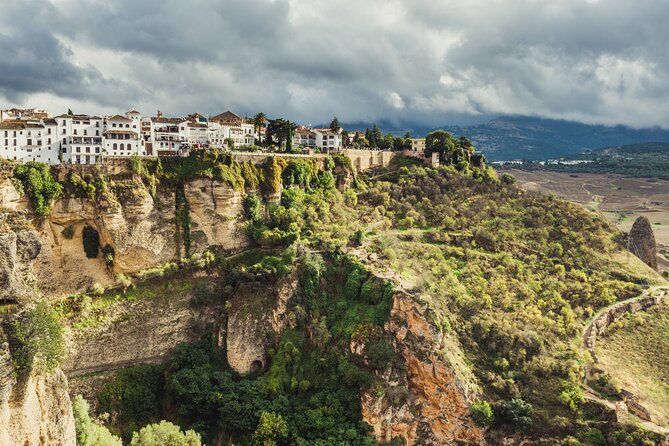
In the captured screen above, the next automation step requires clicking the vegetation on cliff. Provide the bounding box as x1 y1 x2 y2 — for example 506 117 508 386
14 148 664 444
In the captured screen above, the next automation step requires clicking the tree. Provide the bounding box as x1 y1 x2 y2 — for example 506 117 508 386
425 130 456 160
224 138 235 151
130 421 202 446
266 118 297 152
254 112 267 145
329 116 341 132
68 108 74 116
73 395 122 446
10 300 65 375
364 125 383 148
251 411 289 446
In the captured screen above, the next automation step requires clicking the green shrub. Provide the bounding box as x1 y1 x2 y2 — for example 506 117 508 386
82 226 100 259
9 300 65 375
471 400 494 427
73 395 122 446
559 380 585 412
244 195 262 222
102 244 115 267
499 398 533 429
62 225 76 239
13 162 63 216
98 365 164 441
251 411 288 446
130 421 202 446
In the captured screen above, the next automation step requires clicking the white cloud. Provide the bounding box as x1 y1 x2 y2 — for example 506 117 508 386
1 0 669 128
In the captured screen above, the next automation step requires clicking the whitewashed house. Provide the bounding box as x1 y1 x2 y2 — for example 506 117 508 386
313 128 342 152
56 114 104 165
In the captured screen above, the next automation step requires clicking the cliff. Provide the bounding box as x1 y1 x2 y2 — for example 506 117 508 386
359 285 485 445
0 326 75 446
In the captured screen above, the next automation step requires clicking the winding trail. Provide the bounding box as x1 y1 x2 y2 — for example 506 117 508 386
581 285 669 434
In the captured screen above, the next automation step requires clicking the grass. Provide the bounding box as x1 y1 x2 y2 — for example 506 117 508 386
596 300 669 426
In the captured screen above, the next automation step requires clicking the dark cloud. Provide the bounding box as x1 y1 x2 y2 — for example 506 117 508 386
1 0 669 128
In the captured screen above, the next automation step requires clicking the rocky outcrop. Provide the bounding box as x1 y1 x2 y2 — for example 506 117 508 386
63 272 220 377
0 226 42 304
362 290 485 446
629 216 658 270
224 273 297 375
0 331 76 446
23 173 250 297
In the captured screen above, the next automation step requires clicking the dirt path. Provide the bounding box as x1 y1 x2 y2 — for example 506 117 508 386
581 286 669 434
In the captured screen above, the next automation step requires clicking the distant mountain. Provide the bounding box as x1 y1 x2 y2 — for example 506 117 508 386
438 116 669 161
596 142 669 156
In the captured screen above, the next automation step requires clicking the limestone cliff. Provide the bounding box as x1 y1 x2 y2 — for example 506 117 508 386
4 164 250 297
0 329 76 446
223 272 298 375
361 290 485 446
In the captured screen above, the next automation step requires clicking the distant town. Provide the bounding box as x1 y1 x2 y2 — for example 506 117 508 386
0 107 424 165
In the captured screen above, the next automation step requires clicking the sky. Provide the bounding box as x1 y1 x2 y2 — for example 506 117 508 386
1 0 669 128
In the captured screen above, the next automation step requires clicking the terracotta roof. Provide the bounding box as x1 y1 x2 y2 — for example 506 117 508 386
187 122 208 128
210 111 242 123
126 109 141 115
0 121 26 129
43 118 57 125
107 114 132 122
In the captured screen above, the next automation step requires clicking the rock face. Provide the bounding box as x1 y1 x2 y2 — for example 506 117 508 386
0 226 42 304
0 333 76 446
629 216 658 270
362 290 485 446
20 171 250 297
224 274 297 375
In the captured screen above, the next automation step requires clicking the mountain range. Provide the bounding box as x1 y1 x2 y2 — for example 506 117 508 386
347 116 669 161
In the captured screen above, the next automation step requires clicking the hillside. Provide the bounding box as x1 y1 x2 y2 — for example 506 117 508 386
441 116 669 160
0 147 667 445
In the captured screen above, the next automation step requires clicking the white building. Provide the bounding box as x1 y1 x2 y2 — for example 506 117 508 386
209 111 255 148
313 128 343 152
0 119 60 164
103 112 145 157
143 113 188 156
55 114 104 165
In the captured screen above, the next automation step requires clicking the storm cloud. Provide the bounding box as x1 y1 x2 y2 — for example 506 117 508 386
1 0 669 128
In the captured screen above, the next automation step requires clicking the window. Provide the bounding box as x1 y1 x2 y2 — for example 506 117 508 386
84 130 87 135
73 129 77 135
112 123 116 128
96 130 99 136
113 143 117 150
119 143 124 150
48 138 51 144
62 129 66 134
62 120 66 125
48 128 51 134
76 147 81 153
95 147 100 153
85 147 90 153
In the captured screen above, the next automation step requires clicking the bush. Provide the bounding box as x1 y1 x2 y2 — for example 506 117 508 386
9 300 65 375
244 195 262 222
82 226 100 259
62 225 76 239
130 421 202 446
13 162 63 216
102 244 115 267
251 411 288 446
73 395 122 446
559 381 585 412
471 400 494 427
499 398 533 429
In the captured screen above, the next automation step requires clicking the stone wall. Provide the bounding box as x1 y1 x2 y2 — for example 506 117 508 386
341 149 395 172
584 288 667 424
